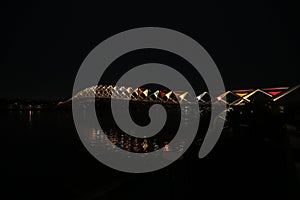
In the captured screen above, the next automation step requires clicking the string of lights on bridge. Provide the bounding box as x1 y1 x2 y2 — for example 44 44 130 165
60 85 300 106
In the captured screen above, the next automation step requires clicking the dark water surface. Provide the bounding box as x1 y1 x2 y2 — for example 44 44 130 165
1 110 287 199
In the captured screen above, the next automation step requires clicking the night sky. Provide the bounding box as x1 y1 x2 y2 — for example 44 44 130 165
1 2 299 100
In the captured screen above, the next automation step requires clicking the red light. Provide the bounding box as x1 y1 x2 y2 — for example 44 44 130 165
268 91 281 96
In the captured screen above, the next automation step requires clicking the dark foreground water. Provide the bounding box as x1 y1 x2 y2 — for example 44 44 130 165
0 110 290 199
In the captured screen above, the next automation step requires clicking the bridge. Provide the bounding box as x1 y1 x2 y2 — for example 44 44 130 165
59 84 300 106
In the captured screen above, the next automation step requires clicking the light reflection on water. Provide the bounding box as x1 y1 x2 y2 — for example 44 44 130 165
86 127 184 153
29 110 32 124
81 105 202 154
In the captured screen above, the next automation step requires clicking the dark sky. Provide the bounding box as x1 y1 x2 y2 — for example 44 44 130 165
1 1 299 100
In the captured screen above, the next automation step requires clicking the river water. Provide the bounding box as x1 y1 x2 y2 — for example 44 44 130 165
1 109 286 199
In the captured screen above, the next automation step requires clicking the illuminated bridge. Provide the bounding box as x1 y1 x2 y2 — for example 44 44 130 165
59 84 300 106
